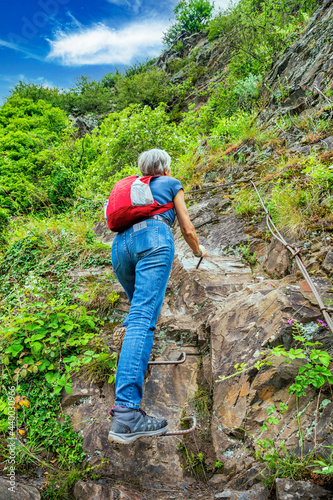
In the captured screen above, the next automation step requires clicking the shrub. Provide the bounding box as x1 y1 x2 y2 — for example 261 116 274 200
123 58 156 78
101 71 121 88
115 68 172 110
10 76 113 115
0 97 71 213
79 103 198 196
163 0 214 46
266 181 322 235
173 41 185 55
9 81 65 108
0 208 9 247
182 73 261 136
69 75 112 114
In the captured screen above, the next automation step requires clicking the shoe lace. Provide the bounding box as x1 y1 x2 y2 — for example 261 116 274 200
110 407 157 419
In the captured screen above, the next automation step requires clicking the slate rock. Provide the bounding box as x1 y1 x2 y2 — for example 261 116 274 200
275 478 333 499
258 1 333 125
215 483 269 499
73 481 143 500
0 477 40 500
323 248 333 273
323 136 333 151
262 239 291 278
74 481 116 500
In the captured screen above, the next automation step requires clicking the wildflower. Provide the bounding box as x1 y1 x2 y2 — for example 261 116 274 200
317 319 327 327
287 319 295 325
225 110 229 113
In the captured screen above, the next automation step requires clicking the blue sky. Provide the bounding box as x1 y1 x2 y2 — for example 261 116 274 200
0 0 229 102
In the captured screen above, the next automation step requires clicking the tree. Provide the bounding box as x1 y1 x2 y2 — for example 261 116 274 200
163 0 214 47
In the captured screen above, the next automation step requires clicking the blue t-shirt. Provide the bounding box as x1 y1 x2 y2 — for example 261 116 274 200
150 176 183 226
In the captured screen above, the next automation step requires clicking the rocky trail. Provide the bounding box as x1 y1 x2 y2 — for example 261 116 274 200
51 186 333 500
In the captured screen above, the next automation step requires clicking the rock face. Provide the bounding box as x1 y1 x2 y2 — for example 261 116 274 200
259 0 333 125
63 349 200 488
275 478 333 500
215 483 269 499
155 30 232 108
0 478 40 500
73 481 142 500
63 189 333 497
64 8 333 486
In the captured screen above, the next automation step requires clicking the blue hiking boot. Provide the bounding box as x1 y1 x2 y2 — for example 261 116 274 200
108 407 168 444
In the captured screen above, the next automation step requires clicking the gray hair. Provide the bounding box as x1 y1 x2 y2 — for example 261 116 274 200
138 149 171 176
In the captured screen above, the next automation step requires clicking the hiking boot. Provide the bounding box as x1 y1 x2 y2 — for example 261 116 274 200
112 325 126 351
108 407 168 444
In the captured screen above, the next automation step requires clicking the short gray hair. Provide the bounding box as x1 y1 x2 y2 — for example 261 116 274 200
138 149 171 176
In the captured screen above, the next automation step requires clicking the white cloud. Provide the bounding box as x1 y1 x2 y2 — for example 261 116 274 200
0 39 44 61
47 20 168 66
106 0 142 14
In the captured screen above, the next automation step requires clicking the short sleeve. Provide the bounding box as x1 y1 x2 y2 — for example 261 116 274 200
169 178 183 199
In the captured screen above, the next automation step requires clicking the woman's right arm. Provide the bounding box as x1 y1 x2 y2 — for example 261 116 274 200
173 189 207 257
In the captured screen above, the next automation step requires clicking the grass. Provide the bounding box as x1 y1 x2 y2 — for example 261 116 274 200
233 188 260 217
0 208 111 310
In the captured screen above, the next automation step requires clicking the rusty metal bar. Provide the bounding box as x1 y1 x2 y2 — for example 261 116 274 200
196 257 203 269
164 416 197 436
251 181 333 334
148 351 186 366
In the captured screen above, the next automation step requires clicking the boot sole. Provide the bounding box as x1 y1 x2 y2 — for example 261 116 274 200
108 424 168 444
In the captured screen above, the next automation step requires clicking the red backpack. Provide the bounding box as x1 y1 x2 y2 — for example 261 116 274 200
106 175 173 232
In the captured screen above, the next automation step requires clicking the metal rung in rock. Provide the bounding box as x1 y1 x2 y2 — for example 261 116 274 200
164 416 197 436
148 351 186 366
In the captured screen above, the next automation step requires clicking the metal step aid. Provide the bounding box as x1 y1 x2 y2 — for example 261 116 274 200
164 416 196 436
148 351 186 366
148 351 196 436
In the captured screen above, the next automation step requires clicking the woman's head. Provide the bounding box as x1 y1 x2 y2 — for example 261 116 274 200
138 149 171 176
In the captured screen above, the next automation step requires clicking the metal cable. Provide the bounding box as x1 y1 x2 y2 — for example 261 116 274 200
251 181 333 334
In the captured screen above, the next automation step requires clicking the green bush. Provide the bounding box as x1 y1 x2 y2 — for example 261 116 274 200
0 300 115 467
48 166 79 208
168 57 189 74
181 74 260 136
9 81 66 109
115 68 172 110
101 71 121 88
123 58 157 78
69 75 112 114
0 208 9 247
0 97 71 213
10 76 113 115
173 41 185 55
163 0 214 46
79 103 198 196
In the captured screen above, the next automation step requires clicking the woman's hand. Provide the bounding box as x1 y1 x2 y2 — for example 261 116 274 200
173 190 207 258
193 244 207 258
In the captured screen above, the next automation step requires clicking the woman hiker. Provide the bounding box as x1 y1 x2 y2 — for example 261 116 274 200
107 148 207 444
